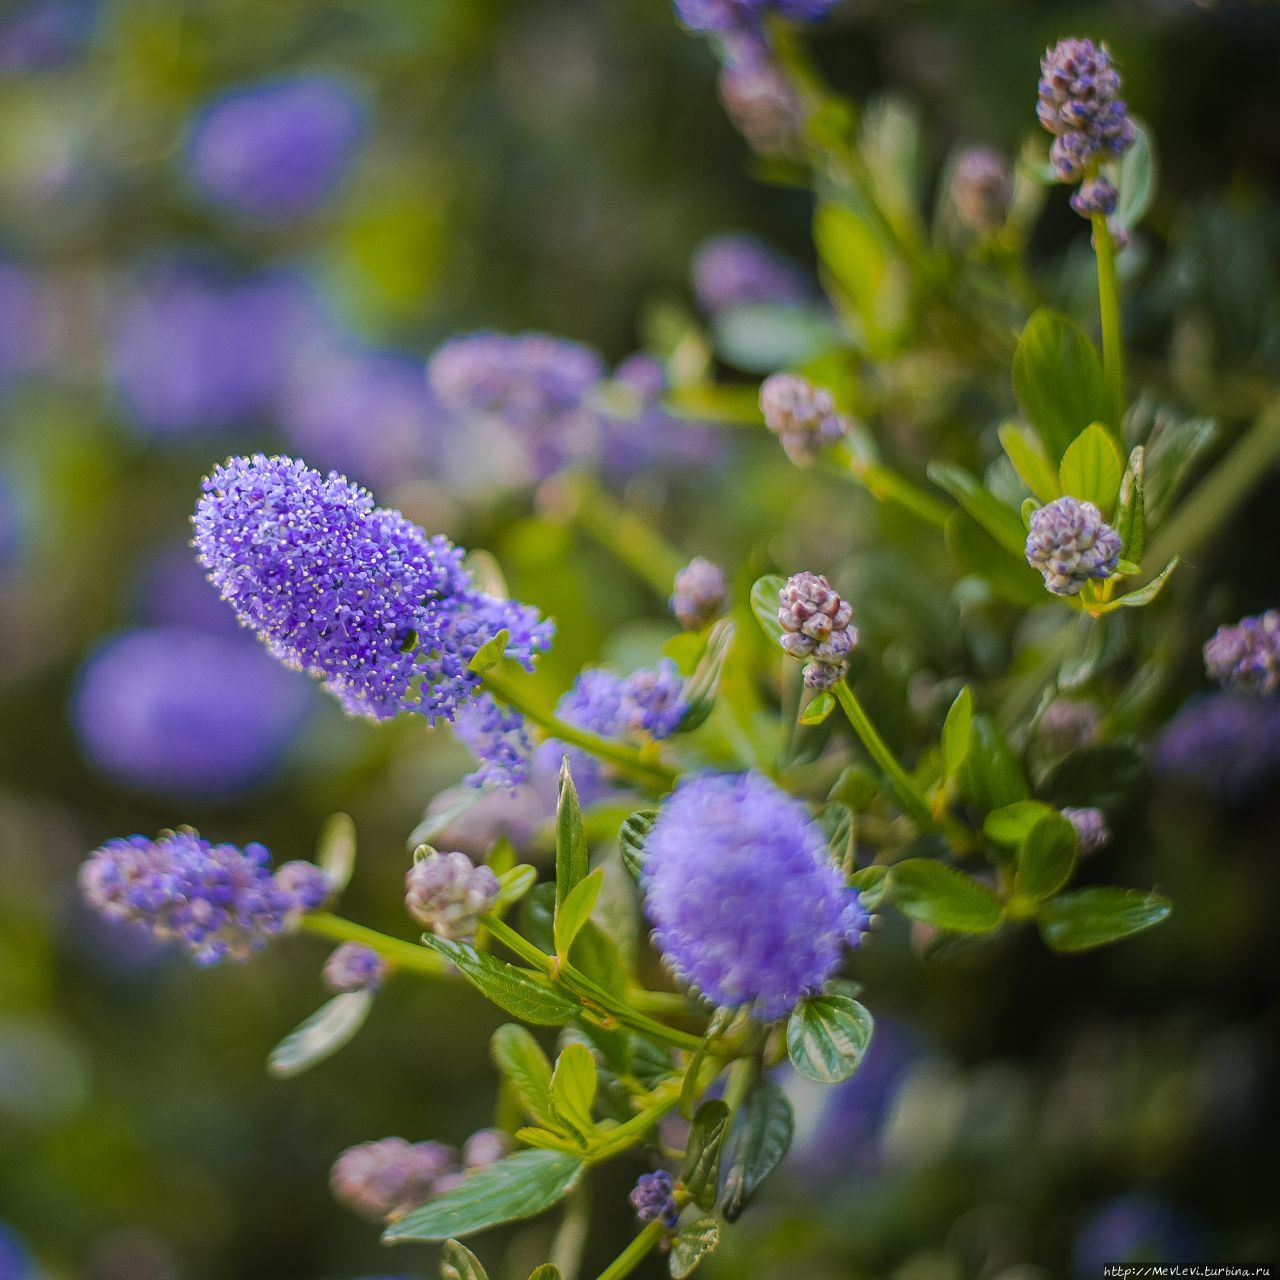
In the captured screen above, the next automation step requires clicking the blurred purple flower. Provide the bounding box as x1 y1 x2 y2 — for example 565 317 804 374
109 266 313 435
185 76 365 221
0 472 21 575
1073 1194 1204 1277
0 0 94 72
138 546 242 636
1152 692 1280 802
0 261 52 383
72 627 311 797
691 233 810 315
675 0 837 36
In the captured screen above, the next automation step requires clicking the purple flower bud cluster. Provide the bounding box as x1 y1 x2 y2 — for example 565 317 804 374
643 771 867 1021
675 0 837 37
671 558 729 631
1064 806 1111 855
717 36 802 156
323 943 387 994
404 851 500 941
1153 693 1280 803
79 831 328 965
951 147 1012 235
330 1128 511 1222
759 373 850 466
1070 176 1118 218
1203 610 1280 697
453 693 534 791
691 234 810 316
1036 38 1135 217
72 627 310 798
778 571 858 689
1038 699 1101 755
193 455 551 722
629 1170 679 1229
1025 497 1121 596
185 76 365 221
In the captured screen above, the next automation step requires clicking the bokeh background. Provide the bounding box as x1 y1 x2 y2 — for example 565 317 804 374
2 1 1279 1277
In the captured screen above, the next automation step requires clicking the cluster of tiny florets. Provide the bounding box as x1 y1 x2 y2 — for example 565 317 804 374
79 830 327 965
643 771 867 1021
192 455 551 723
759 373 850 466
1153 693 1280 802
1037 38 1135 220
1025 496 1121 596
675 0 837 36
951 147 1012 235
453 692 534 791
404 851 500 942
1064 806 1111 855
630 1170 680 1229
671 557 729 631
1203 610 1280 697
778 571 858 689
716 36 802 155
322 942 387 993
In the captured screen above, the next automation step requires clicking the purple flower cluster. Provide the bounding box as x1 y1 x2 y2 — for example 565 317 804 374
671 558 729 631
691 234 810 316
453 693 534 791
72 626 311 798
759 373 850 465
1203 610 1280 697
193 455 551 722
330 1129 510 1222
1064 806 1111 855
1037 38 1135 219
1153 693 1280 803
0 260 52 384
323 943 387 994
717 36 802 156
778 571 858 689
185 76 365 221
0 0 93 72
1025 497 1121 596
643 772 866 1020
79 830 328 965
951 147 1012 235
404 850 500 941
629 1170 679 1229
675 0 838 37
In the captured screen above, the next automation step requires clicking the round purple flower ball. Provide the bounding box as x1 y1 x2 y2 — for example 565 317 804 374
72 627 310 798
185 76 365 221
323 942 387 994
1025 496 1121 596
629 1169 679 1228
643 771 865 1020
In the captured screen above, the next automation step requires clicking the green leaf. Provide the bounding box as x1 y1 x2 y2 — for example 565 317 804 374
998 423 1060 503
712 303 837 374
1107 558 1179 610
619 809 657 881
315 812 356 894
441 1239 489 1280
678 618 736 733
1059 423 1124 513
421 937 578 1026
554 868 603 961
548 1042 598 1141
890 860 1002 933
928 462 1027 557
1012 310 1108 459
266 990 373 1079
1037 888 1172 953
1014 812 1078 902
1039 739 1147 811
941 686 973 780
959 714 1031 813
749 574 786 648
496 864 538 910
814 202 908 355
786 995 874 1084
722 1077 794 1222
800 689 836 725
555 759 588 915
818 801 855 871
945 511 1046 607
468 629 510 674
491 1025 555 1128
1113 119 1157 230
849 863 889 911
1115 446 1146 564
681 1100 730 1211
570 921 629 999
670 1217 720 1279
384 1150 584 1243
527 1268 562 1280
983 800 1053 847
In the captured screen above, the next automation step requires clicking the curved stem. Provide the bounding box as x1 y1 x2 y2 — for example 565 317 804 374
482 666 678 792
594 1220 666 1280
549 1181 592 1280
300 912 448 978
828 444 952 530
1092 212 1126 437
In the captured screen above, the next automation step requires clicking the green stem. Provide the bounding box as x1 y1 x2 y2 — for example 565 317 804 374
300 913 448 977
833 682 963 841
481 915 704 1053
594 1220 667 1280
587 1081 684 1163
482 666 678 792
567 472 685 599
1092 212 1126 436
828 444 952 529
549 1181 592 1280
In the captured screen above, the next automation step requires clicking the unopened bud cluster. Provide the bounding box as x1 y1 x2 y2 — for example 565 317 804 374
759 374 849 466
1203 610 1280 698
404 850 500 941
671 558 729 631
778 571 858 689
1025 497 1121 596
322 942 387 993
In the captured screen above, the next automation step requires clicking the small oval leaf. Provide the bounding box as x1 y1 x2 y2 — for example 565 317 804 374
749 574 786 647
890 859 1002 934
721 1078 793 1222
442 1239 490 1280
681 1100 730 1211
669 1216 720 1279
1037 888 1172 953
786 995 874 1084
267 990 373 1079
316 812 357 894
421 936 579 1026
